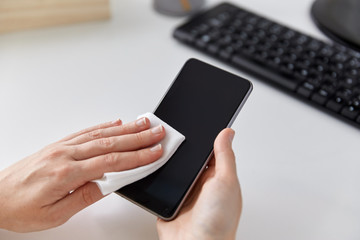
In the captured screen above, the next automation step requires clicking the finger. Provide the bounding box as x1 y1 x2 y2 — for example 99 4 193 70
52 182 105 222
72 125 165 160
213 128 237 177
66 117 150 145
59 119 122 142
77 144 164 181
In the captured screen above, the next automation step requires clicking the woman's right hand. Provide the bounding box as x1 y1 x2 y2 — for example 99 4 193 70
0 117 165 232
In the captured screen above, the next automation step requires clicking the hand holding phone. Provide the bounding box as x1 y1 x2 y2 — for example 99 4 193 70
157 128 242 240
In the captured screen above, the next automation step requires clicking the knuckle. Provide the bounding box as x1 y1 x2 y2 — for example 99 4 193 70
97 137 113 148
81 184 95 206
53 163 73 179
87 129 102 139
45 145 66 159
69 145 78 159
135 132 145 146
103 153 118 168
132 150 150 168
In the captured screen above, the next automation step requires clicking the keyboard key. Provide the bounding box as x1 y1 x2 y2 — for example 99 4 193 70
207 43 220 54
311 92 327 105
297 86 312 98
219 47 234 60
296 82 316 98
326 99 343 112
341 106 360 120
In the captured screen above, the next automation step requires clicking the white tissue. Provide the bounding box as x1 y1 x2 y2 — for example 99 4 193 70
93 112 185 195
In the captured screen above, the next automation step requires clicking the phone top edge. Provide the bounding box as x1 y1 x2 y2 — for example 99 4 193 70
153 58 253 115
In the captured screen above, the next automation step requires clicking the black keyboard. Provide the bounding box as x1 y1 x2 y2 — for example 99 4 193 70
173 2 360 128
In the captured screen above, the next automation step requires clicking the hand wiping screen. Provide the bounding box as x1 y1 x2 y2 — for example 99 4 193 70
93 112 185 195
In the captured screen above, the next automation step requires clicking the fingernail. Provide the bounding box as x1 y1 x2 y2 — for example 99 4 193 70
229 129 235 143
136 117 147 127
112 119 122 125
151 125 163 134
150 144 162 152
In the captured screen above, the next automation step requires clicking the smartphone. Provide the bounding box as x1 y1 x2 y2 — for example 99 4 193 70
116 58 252 220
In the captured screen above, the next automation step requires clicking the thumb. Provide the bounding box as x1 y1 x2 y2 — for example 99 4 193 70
213 128 237 176
52 182 105 221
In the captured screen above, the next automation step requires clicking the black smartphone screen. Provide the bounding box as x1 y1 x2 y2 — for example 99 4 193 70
117 59 252 219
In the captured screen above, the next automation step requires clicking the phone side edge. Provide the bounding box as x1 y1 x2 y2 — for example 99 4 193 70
227 80 253 128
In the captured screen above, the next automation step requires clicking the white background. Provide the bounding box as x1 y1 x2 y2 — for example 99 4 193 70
0 0 359 239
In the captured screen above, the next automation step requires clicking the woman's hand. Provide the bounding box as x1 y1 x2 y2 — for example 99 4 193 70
157 128 242 240
0 117 165 232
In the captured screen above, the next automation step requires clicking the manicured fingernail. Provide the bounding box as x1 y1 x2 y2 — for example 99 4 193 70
150 144 162 152
136 117 147 127
151 125 163 134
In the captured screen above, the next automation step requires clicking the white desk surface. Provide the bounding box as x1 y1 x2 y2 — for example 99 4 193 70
1 0 359 239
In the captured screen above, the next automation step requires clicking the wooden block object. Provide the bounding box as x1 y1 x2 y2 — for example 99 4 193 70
0 0 110 33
